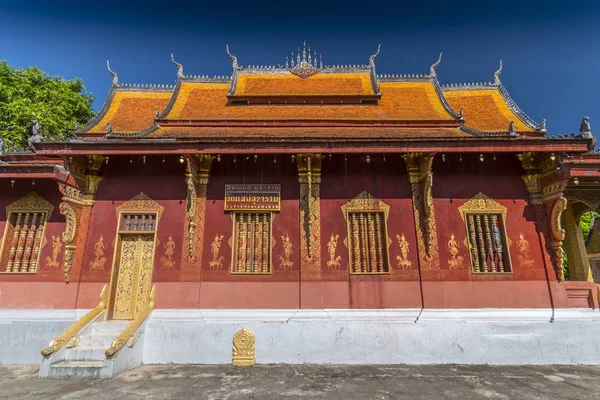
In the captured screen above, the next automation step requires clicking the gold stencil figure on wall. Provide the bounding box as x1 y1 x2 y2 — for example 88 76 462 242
279 234 294 270
326 234 342 269
45 235 62 269
232 328 256 367
160 234 176 270
89 235 107 271
516 233 535 268
447 233 465 269
209 234 224 270
395 233 412 269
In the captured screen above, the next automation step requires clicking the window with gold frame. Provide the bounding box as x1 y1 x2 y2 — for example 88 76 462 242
0 192 54 274
458 193 512 273
230 212 273 274
342 192 391 274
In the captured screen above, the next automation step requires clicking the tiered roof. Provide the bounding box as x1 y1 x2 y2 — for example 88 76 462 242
75 44 556 144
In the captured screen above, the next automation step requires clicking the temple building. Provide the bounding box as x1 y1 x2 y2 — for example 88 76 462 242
1 44 600 378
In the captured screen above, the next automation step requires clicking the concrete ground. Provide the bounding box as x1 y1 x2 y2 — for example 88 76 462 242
1 364 600 399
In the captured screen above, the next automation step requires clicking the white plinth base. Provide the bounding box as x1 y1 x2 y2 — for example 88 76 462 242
2 308 600 366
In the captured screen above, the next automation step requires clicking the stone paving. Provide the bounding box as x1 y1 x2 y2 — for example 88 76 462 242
1 364 600 399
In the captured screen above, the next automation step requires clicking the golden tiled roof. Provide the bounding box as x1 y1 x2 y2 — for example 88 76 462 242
233 72 375 96
84 90 172 134
165 81 455 121
146 126 470 140
444 88 535 132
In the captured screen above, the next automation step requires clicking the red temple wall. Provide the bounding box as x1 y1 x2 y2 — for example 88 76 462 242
426 154 551 308
0 154 589 310
310 155 421 309
198 155 300 309
0 179 74 307
77 156 188 308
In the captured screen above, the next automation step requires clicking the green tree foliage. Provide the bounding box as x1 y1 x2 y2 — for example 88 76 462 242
0 61 94 150
563 211 599 280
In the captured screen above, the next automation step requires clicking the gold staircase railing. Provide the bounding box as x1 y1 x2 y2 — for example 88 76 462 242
105 284 156 358
41 284 108 357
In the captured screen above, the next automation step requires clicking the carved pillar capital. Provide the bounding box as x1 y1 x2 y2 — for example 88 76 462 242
403 152 434 184
521 173 543 205
62 155 106 200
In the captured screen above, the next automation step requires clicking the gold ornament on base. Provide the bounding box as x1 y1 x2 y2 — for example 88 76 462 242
232 328 256 367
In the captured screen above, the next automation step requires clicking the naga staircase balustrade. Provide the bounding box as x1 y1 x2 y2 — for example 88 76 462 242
105 284 157 358
41 284 108 357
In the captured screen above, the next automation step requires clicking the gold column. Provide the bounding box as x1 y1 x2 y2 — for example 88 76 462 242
58 184 93 283
521 152 568 281
180 154 214 281
403 153 440 272
297 154 323 281
562 205 594 282
56 155 104 283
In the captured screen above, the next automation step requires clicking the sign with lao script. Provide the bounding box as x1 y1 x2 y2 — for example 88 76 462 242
224 184 281 212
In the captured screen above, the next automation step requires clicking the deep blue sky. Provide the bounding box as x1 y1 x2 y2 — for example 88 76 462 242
1 0 599 136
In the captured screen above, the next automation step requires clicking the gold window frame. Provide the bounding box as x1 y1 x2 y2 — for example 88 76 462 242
0 192 54 274
458 192 513 274
229 212 274 275
342 192 392 275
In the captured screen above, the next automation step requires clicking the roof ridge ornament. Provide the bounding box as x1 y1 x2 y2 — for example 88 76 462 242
226 44 241 71
106 60 118 87
429 52 443 77
369 44 381 70
286 41 321 78
580 116 594 139
493 60 503 85
171 53 184 78
538 119 547 134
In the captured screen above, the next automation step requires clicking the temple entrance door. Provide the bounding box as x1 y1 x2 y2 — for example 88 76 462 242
108 233 156 320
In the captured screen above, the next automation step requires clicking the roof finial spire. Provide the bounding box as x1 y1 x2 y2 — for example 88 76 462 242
369 44 381 70
493 60 503 85
302 42 306 63
285 56 289 68
171 53 184 78
106 60 118 87
226 44 240 71
319 54 323 69
429 52 443 77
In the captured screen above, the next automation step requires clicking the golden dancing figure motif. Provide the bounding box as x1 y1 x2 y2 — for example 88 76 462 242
160 234 176 270
326 234 342 269
45 235 62 269
517 233 534 268
447 233 465 269
208 234 224 270
279 234 294 270
395 233 412 269
89 235 107 271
